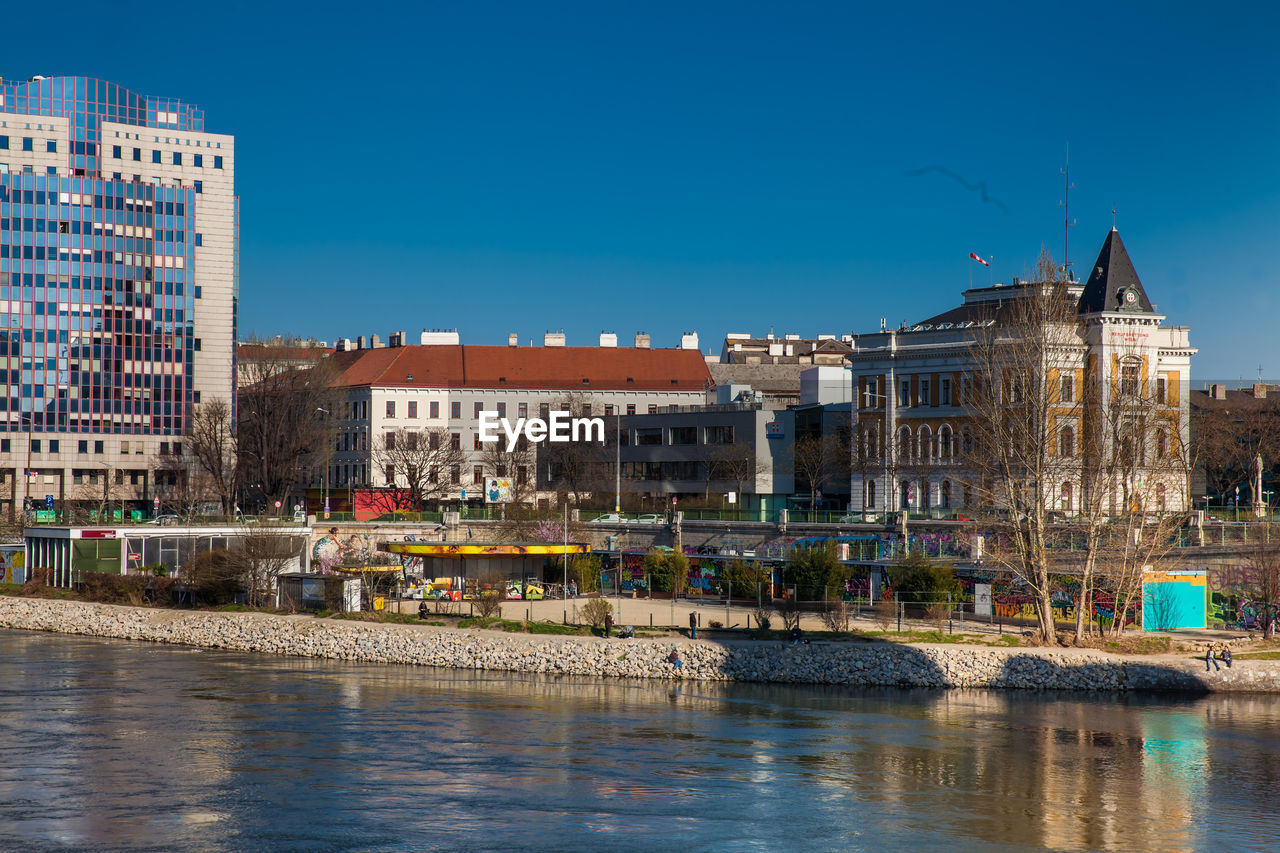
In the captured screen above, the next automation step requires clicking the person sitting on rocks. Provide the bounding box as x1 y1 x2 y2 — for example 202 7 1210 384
1220 645 1233 668
1205 645 1220 672
666 649 683 670
418 601 430 620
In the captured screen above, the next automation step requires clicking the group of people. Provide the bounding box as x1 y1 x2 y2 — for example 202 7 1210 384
1205 643 1233 671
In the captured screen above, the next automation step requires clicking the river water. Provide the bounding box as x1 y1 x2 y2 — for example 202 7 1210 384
1 630 1278 852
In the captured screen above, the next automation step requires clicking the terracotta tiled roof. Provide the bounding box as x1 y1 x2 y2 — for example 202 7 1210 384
328 345 714 391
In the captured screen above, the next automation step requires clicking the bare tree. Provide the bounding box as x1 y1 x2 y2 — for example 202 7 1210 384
479 438 537 506
963 248 1093 642
225 526 306 607
1192 392 1280 505
792 433 844 509
1243 528 1280 638
367 427 468 512
187 398 237 515
237 355 339 513
706 441 766 503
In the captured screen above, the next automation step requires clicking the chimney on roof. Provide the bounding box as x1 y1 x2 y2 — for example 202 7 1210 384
1211 384 1227 400
388 330 405 348
599 332 617 347
544 331 566 347
356 335 366 350
1255 384 1268 399
335 339 347 352
508 333 519 347
680 331 699 350
370 334 383 349
634 332 650 349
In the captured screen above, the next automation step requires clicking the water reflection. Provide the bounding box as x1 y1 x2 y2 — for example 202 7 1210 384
1 630 1278 851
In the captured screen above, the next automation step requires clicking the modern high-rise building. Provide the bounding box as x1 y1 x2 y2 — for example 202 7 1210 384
0 75 236 520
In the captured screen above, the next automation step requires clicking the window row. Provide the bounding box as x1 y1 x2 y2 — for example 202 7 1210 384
108 145 223 169
0 136 57 153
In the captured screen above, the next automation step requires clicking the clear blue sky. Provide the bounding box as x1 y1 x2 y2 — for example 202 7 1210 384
11 1 1278 379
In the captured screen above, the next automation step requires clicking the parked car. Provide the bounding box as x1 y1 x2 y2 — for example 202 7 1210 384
149 514 180 526
588 513 625 523
634 514 665 524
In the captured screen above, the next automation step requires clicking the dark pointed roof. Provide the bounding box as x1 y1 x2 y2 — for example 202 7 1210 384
1077 229 1153 314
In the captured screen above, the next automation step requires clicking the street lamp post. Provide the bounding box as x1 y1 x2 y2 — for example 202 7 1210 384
317 408 330 519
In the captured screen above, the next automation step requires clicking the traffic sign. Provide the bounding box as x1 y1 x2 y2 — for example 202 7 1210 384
274 500 282 509
44 494 54 509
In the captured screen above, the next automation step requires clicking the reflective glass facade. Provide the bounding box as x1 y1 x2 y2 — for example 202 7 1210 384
0 175 195 435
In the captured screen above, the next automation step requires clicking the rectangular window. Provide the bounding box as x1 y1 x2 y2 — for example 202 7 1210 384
385 432 396 451
429 432 440 450
173 152 182 166
1156 376 1167 404
31 440 41 453
49 440 58 453
386 401 395 418
900 379 911 407
78 440 88 453
1060 374 1074 403
635 429 662 446
194 339 201 351
473 433 483 450
193 153 202 167
132 147 141 161
626 404 636 415
214 155 223 169
194 233 202 246
472 466 484 485
864 377 879 408
450 432 460 450
961 375 973 405
669 426 696 445
450 401 460 419
940 378 951 406
705 425 735 444
23 137 34 151
604 404 614 416
407 401 418 418
518 402 528 419
919 379 930 407
648 405 658 415
540 404 550 420
450 465 460 484
94 441 103 453
429 401 439 418
473 401 483 419
1121 364 1140 396
1 439 9 453
496 402 506 418
46 140 57 153
0 136 7 149
152 150 161 163
384 465 395 484
193 180 202 193
112 145 121 159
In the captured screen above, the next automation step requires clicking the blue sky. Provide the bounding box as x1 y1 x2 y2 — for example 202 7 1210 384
10 1 1278 379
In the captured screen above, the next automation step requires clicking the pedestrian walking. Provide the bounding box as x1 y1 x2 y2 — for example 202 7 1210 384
604 612 613 638
1205 645 1220 672
689 611 698 640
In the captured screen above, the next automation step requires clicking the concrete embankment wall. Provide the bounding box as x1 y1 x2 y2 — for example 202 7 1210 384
2 597 1276 692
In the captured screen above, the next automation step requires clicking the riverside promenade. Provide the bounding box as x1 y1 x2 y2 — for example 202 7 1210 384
2 596 1278 693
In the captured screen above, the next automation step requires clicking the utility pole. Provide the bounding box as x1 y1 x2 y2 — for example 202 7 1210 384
1060 144 1076 281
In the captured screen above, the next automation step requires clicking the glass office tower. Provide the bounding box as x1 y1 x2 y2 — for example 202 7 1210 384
0 76 235 519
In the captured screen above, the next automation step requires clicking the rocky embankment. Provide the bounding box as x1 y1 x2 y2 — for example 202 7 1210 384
2 597 1276 692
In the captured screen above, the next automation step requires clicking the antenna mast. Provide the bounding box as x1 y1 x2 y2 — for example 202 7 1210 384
1059 144 1076 281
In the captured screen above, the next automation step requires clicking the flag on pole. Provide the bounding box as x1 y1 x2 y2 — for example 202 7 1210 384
969 252 990 267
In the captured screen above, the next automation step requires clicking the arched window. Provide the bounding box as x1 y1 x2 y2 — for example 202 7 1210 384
918 425 933 461
898 426 912 459
1059 425 1075 457
866 479 876 509
1120 358 1141 397
939 425 953 459
941 480 952 508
